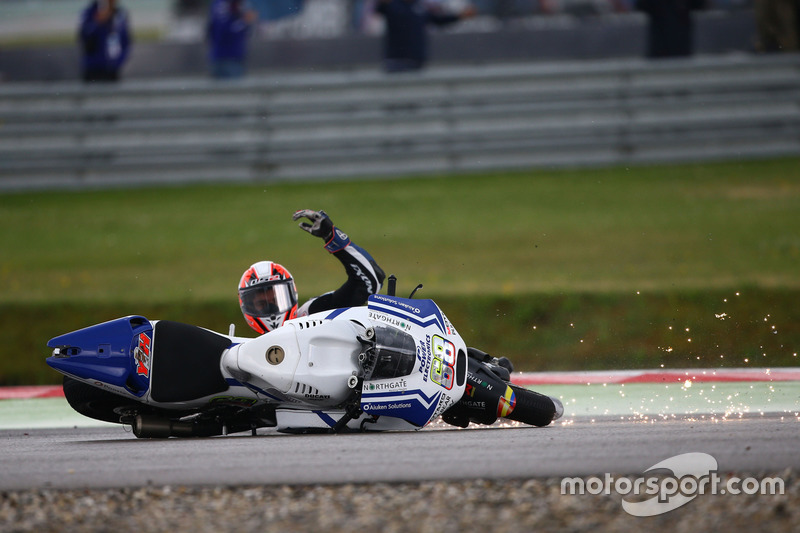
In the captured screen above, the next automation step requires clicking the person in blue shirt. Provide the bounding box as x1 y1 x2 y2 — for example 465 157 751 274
207 0 259 79
78 0 131 82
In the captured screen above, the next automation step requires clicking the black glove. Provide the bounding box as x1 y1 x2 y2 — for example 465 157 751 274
292 209 334 241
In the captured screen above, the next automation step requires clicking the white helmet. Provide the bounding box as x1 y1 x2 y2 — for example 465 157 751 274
238 261 298 334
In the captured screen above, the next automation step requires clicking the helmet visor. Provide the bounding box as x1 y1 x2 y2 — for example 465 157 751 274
239 279 297 317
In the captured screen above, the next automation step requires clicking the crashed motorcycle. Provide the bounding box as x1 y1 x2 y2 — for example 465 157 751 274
46 280 563 438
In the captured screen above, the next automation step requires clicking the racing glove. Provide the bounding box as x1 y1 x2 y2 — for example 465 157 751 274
292 209 351 253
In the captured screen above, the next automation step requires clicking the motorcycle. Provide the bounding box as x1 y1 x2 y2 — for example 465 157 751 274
46 278 563 438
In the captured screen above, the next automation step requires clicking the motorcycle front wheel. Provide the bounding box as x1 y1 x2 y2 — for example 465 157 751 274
504 385 563 427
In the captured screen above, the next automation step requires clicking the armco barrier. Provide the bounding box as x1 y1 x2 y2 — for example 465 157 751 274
1 54 799 191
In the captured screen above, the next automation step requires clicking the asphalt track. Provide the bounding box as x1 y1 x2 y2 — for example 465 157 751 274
1 413 799 492
1 371 798 491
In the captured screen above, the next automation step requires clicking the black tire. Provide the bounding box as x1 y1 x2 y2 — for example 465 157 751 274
62 376 135 424
504 385 557 427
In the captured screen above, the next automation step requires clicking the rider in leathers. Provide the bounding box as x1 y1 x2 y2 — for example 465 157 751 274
238 209 385 334
237 209 546 427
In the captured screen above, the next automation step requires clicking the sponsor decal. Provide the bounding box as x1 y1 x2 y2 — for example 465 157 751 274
304 394 332 401
249 273 283 285
368 310 412 331
442 316 457 336
134 332 151 378
467 372 493 391
497 385 517 417
292 382 332 402
361 389 442 426
362 402 414 411
416 336 432 382
371 294 422 315
350 264 374 293
366 378 408 392
432 394 457 419
368 295 448 334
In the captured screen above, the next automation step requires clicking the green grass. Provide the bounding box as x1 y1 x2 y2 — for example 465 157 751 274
1 157 799 384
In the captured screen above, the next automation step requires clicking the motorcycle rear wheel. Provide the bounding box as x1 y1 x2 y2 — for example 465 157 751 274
62 376 136 424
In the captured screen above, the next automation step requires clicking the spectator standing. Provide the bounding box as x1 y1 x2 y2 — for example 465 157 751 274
207 0 259 79
375 0 476 73
78 0 132 82
754 0 799 52
635 0 705 58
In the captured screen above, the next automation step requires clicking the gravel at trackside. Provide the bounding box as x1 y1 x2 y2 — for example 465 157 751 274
1 472 797 533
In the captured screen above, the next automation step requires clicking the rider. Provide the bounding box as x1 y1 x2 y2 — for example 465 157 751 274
238 209 386 334
236 209 559 426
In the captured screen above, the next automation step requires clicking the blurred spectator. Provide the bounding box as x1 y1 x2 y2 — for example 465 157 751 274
375 0 476 73
635 0 705 58
78 0 132 82
207 0 259 79
175 0 209 17
754 0 799 52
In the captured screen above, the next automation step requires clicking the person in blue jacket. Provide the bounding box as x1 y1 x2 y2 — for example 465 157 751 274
207 0 259 79
375 0 476 73
78 0 131 82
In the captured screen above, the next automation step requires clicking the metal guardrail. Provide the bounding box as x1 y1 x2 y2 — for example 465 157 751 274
1 53 799 191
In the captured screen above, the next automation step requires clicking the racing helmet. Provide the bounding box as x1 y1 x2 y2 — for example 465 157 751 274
238 261 299 334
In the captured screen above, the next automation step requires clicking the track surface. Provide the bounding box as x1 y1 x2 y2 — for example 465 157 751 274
2 373 798 491
1 413 798 491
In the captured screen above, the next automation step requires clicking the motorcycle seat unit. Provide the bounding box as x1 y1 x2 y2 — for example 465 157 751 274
149 320 231 403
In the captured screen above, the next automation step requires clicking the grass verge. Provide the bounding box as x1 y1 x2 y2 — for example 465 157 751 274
2 157 799 384
5 287 798 385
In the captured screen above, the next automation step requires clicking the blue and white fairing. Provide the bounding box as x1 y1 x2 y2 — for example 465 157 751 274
357 294 468 427
230 295 468 431
46 316 154 398
46 296 467 433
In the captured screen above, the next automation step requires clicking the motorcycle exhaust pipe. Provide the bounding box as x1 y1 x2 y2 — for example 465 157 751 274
132 414 224 439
